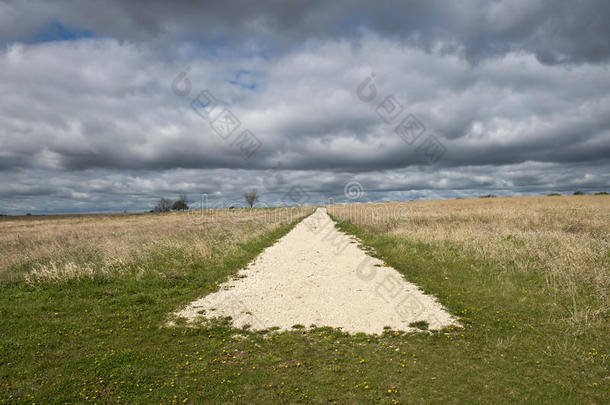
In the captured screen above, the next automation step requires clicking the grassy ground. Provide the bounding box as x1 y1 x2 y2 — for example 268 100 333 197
1 198 608 403
328 196 609 403
0 207 309 283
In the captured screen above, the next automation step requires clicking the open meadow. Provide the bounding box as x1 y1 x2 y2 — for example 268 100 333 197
1 196 608 403
328 195 609 328
329 195 609 402
3 1 610 403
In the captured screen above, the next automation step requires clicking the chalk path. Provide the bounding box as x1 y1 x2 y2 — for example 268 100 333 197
173 208 458 334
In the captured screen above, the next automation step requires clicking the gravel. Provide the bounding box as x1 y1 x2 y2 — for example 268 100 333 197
173 208 459 334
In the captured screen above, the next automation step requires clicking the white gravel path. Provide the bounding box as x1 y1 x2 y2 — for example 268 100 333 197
173 208 459 334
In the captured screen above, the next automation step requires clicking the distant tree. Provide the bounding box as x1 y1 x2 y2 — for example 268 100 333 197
172 194 189 211
573 191 585 195
244 189 259 208
479 194 497 198
154 197 172 213
594 191 608 195
547 193 561 196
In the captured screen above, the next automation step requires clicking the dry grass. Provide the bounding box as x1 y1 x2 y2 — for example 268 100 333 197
328 196 610 324
0 207 311 284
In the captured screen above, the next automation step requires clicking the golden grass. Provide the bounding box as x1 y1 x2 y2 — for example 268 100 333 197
328 196 610 323
0 207 312 284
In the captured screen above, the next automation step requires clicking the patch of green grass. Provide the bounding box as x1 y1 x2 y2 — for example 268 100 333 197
408 321 429 331
1 213 608 404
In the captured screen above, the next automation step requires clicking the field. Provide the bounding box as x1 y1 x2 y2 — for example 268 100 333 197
328 195 609 328
0 208 309 284
1 197 609 403
329 195 609 401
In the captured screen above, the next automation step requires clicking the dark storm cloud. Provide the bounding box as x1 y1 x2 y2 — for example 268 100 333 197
1 160 607 214
2 0 610 64
0 1 609 214
1 38 609 174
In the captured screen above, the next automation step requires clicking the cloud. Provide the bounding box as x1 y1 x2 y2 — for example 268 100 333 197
1 160 608 214
2 38 609 171
2 0 610 64
0 2 609 213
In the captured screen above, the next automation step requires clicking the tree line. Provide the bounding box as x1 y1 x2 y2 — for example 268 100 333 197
153 189 260 212
154 194 189 212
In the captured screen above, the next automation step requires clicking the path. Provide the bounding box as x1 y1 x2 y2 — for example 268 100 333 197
173 208 458 334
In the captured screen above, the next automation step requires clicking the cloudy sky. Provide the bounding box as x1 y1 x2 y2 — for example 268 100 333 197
1 0 609 214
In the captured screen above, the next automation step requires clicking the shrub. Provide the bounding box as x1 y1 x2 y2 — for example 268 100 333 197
172 194 189 211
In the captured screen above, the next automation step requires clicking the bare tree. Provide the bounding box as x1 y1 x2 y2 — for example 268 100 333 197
154 197 172 213
172 194 189 211
244 189 259 208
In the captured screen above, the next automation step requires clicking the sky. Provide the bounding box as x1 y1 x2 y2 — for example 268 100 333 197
1 0 609 214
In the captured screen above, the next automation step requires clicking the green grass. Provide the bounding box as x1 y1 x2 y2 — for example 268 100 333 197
1 215 608 404
330 219 609 404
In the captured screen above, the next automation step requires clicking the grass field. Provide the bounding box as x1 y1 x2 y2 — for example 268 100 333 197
329 195 609 402
328 195 609 329
1 197 608 403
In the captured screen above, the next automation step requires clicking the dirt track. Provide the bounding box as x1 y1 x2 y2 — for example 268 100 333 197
174 208 458 334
